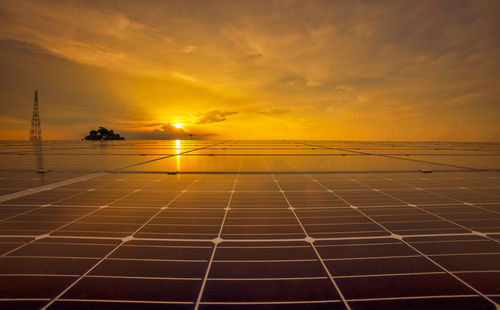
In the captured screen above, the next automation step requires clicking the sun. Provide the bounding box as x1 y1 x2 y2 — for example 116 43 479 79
172 123 183 129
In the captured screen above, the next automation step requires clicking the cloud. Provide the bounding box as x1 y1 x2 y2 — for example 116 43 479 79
181 45 197 53
122 123 217 140
0 0 499 140
334 84 354 92
153 123 185 138
169 71 200 83
196 110 238 124
306 79 320 87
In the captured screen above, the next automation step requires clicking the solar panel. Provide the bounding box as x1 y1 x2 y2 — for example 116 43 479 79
0 140 499 309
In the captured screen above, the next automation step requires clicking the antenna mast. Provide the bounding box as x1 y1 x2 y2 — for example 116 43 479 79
30 90 42 141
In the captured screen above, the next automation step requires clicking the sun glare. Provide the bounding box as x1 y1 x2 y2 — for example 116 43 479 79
172 123 183 129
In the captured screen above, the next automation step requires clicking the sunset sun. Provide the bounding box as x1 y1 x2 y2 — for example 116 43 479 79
172 123 183 129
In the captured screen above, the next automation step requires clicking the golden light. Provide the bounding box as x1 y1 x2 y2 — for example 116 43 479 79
172 123 183 129
175 139 181 153
175 139 181 171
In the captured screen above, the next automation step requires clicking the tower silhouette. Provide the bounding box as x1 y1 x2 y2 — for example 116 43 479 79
30 90 42 141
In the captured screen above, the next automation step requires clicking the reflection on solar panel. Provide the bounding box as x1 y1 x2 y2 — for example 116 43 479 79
0 140 499 309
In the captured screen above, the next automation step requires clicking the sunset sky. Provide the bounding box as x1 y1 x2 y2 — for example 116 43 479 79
0 0 499 140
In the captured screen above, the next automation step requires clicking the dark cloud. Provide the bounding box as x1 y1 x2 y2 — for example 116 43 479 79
196 110 238 124
122 123 217 140
152 123 185 139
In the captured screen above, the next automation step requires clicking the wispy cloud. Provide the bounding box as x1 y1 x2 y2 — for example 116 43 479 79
196 110 238 124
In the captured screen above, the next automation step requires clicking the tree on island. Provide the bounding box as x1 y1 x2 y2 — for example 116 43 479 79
84 127 125 140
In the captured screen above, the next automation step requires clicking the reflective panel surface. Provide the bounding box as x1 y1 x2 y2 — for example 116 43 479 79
0 140 499 309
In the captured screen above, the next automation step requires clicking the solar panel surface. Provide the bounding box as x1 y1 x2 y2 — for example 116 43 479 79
0 140 499 309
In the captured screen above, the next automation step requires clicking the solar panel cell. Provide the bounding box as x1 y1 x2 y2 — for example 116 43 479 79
0 140 498 309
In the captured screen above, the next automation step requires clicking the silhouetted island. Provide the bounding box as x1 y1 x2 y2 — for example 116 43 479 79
84 127 125 140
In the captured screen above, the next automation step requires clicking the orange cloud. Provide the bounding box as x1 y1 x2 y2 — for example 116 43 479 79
0 0 499 141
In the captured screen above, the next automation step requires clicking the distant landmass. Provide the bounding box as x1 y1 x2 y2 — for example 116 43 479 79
84 127 125 140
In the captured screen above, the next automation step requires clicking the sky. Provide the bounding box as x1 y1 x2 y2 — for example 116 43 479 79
0 0 499 141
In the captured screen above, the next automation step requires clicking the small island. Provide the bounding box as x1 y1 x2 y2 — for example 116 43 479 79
84 127 125 140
